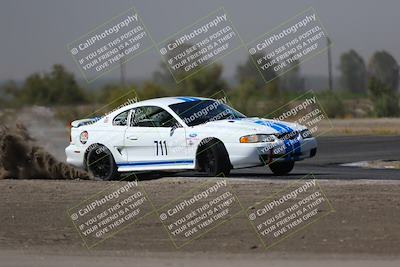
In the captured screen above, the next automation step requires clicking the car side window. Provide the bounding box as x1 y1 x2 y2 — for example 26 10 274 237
130 106 179 127
113 110 129 126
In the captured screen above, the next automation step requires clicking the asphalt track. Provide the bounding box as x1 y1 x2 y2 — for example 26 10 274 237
169 136 400 180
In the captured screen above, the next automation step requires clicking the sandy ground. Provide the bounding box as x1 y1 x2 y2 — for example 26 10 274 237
1 250 400 267
319 118 400 136
0 178 399 266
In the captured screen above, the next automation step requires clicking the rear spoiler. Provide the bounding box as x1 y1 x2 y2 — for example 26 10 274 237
71 117 101 128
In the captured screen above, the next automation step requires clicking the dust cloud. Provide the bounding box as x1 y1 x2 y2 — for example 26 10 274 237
0 123 89 180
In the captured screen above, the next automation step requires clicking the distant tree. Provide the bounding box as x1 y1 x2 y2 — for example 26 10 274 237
98 84 138 109
229 79 270 116
368 77 399 117
0 80 19 106
19 73 51 105
235 52 281 97
263 77 280 98
368 51 399 92
338 50 367 93
367 51 400 117
16 64 87 106
317 90 346 118
229 79 255 115
46 64 87 104
153 40 227 96
138 82 167 100
236 53 266 89
280 59 304 92
153 61 175 87
176 63 227 96
153 42 211 86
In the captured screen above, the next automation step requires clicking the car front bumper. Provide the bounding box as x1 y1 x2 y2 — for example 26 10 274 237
227 137 317 169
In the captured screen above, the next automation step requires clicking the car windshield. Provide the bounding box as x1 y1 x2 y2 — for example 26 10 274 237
169 100 246 127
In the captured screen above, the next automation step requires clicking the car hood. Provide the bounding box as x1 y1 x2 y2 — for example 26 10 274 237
197 117 305 135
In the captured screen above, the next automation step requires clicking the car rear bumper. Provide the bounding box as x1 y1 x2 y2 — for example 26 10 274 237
65 144 85 168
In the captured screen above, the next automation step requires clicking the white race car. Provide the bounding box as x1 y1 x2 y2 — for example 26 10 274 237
66 96 317 180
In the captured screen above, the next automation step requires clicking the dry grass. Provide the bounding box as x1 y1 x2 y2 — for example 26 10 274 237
316 118 400 136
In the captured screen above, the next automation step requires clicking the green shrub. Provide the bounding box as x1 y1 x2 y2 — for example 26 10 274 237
316 90 346 118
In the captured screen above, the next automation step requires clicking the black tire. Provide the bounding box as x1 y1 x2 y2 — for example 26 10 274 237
86 145 119 180
197 139 231 177
269 161 295 175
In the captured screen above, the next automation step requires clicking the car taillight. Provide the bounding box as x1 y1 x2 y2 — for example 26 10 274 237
80 131 88 144
68 121 72 143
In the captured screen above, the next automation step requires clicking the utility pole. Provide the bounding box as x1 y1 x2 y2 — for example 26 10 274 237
119 48 126 88
327 37 333 91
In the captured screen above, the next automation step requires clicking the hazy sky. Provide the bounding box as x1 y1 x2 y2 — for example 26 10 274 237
1 0 399 82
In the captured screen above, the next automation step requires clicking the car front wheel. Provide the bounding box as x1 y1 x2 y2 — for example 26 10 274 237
269 160 295 175
197 139 231 177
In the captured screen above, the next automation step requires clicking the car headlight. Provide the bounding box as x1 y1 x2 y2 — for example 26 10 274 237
239 134 276 143
300 129 312 139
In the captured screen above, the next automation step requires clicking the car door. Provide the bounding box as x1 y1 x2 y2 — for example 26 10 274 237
122 105 190 170
92 109 130 165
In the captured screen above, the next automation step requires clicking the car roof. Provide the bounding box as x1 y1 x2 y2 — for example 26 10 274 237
105 96 213 118
136 96 211 107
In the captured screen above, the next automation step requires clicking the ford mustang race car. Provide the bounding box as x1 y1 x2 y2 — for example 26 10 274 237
66 96 317 180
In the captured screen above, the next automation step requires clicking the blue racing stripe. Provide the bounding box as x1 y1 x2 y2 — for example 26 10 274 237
274 122 293 133
176 97 193 102
117 160 194 167
176 97 199 102
253 119 302 159
293 139 301 155
254 120 284 133
273 122 301 158
284 140 292 154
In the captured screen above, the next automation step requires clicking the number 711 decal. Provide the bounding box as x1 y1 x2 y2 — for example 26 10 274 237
154 140 168 156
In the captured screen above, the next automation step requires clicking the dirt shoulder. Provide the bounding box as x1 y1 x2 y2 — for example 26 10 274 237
0 178 399 257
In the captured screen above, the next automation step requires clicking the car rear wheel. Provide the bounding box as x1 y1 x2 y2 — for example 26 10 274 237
269 160 295 175
197 139 231 177
86 145 119 180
